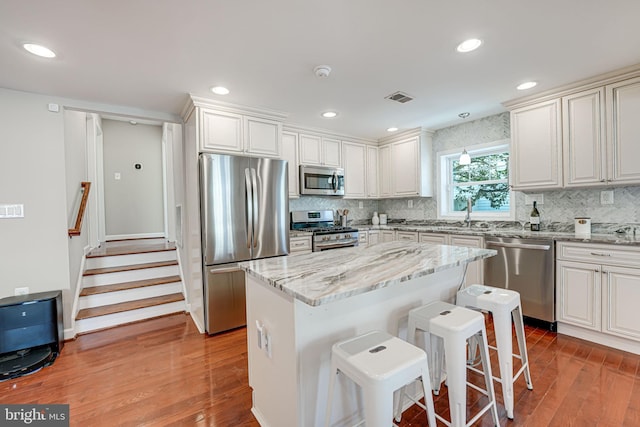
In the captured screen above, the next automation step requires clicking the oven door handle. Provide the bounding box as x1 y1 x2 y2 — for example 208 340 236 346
315 239 358 250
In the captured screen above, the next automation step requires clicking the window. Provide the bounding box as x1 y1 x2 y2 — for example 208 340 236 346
437 140 513 220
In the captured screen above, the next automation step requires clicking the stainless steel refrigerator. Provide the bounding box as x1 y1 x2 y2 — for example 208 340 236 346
199 153 289 334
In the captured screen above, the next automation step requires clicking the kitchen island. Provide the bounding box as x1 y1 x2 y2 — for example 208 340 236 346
239 241 496 427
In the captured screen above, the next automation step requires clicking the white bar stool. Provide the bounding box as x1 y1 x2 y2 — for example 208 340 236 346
325 330 436 427
456 284 533 419
397 301 500 427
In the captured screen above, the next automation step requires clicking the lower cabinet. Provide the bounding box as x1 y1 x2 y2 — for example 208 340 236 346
368 230 380 246
381 230 396 243
418 233 484 285
556 242 640 343
289 235 312 255
358 231 368 247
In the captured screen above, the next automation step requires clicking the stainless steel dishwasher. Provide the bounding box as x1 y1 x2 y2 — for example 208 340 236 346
484 236 556 330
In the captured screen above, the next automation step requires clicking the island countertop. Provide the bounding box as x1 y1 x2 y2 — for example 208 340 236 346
239 241 496 307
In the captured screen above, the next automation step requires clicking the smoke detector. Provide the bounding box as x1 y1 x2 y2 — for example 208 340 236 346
314 65 332 78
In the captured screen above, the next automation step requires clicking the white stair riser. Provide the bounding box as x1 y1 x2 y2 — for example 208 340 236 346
85 250 177 269
82 265 179 287
75 301 186 334
78 282 183 310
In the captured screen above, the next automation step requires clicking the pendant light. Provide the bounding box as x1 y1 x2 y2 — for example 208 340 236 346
459 148 471 165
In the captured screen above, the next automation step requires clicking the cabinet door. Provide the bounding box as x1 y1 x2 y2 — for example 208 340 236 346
358 231 368 247
322 138 342 167
368 231 380 245
289 236 312 254
342 142 366 198
556 260 601 331
450 235 483 286
366 146 379 198
510 99 563 190
396 231 418 242
245 117 281 157
381 230 395 242
602 265 640 341
419 233 448 244
200 109 243 153
378 145 392 197
606 76 640 185
282 132 299 198
299 134 322 165
392 137 419 196
563 88 606 187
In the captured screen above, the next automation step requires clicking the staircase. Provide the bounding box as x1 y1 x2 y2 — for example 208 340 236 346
76 238 186 334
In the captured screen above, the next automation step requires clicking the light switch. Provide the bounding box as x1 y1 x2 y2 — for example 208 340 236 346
114 172 121 180
359 201 364 209
408 200 414 208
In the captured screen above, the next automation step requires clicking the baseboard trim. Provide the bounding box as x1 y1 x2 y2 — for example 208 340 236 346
106 232 166 240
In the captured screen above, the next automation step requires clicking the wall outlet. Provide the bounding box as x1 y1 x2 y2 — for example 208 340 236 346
15 287 29 296
408 200 413 208
524 194 544 205
359 201 363 209
601 190 614 205
114 172 121 180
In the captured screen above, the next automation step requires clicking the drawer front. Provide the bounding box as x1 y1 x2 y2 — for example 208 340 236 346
290 237 312 253
557 242 640 267
396 231 418 242
358 232 368 244
419 233 448 244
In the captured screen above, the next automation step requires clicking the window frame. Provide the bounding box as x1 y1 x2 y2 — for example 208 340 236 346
436 139 514 221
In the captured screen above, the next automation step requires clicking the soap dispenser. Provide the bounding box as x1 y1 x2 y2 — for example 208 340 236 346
372 212 380 225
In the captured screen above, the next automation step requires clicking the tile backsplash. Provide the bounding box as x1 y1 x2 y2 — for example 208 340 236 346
291 112 640 228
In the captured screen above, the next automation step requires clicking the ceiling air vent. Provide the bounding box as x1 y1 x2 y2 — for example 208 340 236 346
385 91 414 104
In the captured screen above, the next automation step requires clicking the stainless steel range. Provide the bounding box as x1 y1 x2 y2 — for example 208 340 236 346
291 210 359 252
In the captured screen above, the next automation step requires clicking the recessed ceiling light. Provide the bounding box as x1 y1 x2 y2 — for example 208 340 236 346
517 81 537 90
386 127 398 132
456 38 482 53
322 111 338 118
210 86 230 95
23 43 56 58
129 120 137 125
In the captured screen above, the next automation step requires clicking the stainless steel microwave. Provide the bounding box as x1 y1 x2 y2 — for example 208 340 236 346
299 165 344 196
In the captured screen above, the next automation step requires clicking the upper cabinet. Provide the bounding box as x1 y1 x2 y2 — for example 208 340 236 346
299 134 341 167
184 96 286 158
366 146 379 198
342 141 367 198
606 76 640 185
506 67 640 190
282 131 299 198
378 129 433 198
510 99 563 190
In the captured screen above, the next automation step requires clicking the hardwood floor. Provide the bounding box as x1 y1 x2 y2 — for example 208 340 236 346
1 313 638 426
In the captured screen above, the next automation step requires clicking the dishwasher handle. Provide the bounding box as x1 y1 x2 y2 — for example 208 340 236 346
486 241 551 251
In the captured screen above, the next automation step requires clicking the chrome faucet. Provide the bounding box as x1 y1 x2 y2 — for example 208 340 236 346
464 197 472 227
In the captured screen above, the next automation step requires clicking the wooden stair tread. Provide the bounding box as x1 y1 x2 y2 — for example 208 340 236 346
88 241 176 258
80 275 182 296
76 293 185 320
84 260 178 276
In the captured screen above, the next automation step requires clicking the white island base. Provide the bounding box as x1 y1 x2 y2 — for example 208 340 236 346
246 265 466 427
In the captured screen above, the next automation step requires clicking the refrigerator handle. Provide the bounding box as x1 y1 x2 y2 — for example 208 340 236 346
250 168 259 248
244 168 253 249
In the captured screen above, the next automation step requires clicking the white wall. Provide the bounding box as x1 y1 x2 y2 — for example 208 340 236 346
102 119 164 237
0 88 71 299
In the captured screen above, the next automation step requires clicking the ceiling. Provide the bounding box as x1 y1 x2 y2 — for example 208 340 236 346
2 1 640 140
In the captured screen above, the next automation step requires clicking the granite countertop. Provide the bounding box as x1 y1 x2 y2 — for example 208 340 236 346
239 241 496 306
357 224 640 246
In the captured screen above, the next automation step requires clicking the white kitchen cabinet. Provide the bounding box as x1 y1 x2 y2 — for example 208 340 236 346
418 233 448 244
358 231 368 247
368 230 380 246
366 146 379 198
378 145 392 197
562 88 606 187
417 233 483 285
289 235 312 255
299 133 341 167
381 230 395 243
396 231 418 242
606 76 640 185
510 99 563 190
282 131 299 198
556 242 640 348
378 130 433 198
342 141 367 198
200 108 281 156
